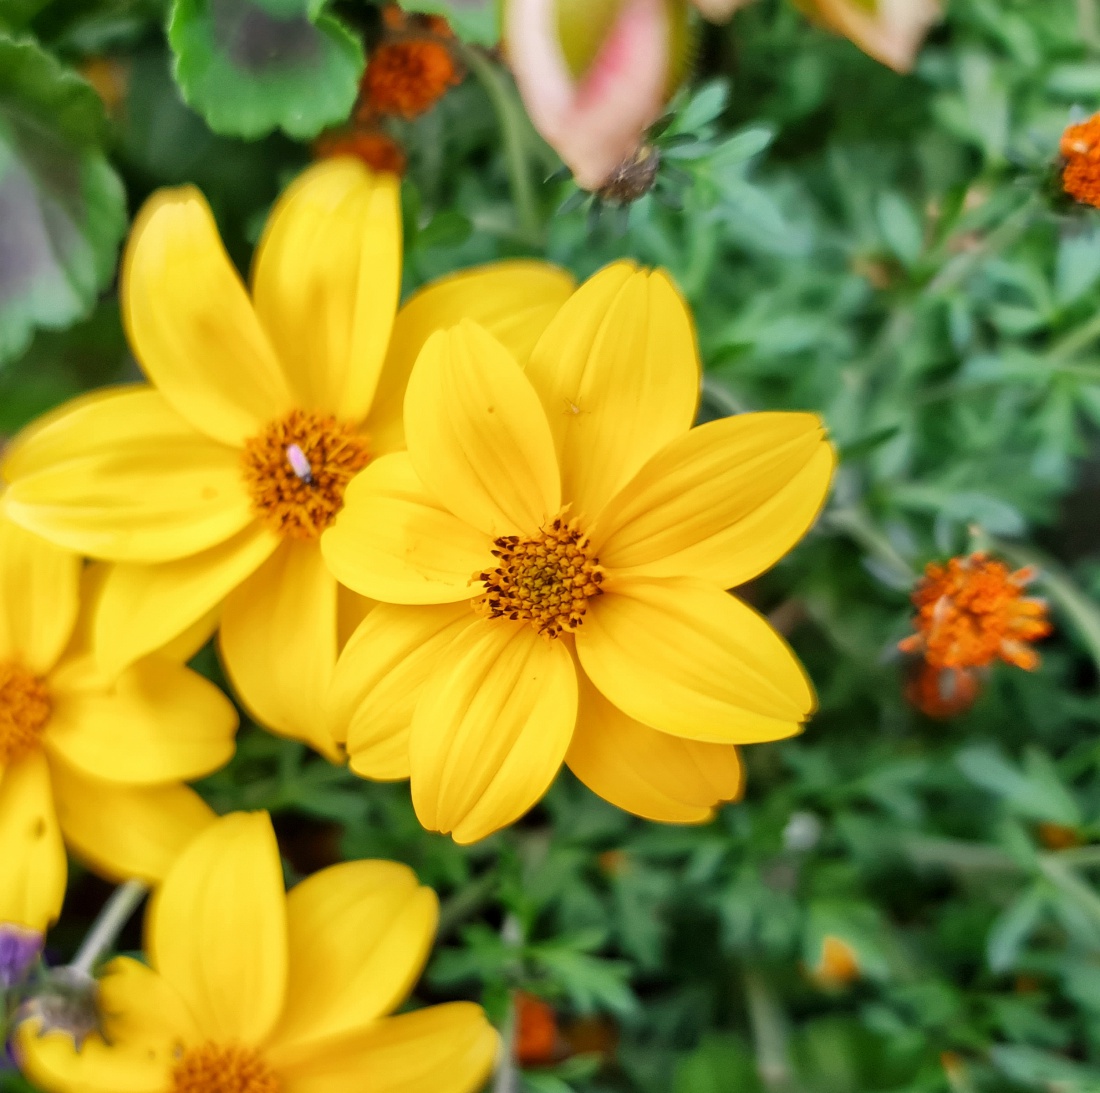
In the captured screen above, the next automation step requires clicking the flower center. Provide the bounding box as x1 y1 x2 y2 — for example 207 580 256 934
241 410 371 540
475 516 604 638
171 1043 280 1093
0 661 51 765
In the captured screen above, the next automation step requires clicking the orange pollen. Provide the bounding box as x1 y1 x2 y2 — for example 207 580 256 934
241 410 371 540
313 128 407 176
1061 113 1100 208
362 39 458 118
474 516 604 639
898 553 1052 672
171 1043 280 1093
0 661 51 765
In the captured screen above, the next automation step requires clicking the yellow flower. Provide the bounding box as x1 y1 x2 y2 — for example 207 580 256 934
15 812 499 1093
322 262 835 842
0 158 574 756
0 513 234 934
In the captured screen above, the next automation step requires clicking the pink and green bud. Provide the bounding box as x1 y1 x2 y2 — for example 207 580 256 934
504 0 692 190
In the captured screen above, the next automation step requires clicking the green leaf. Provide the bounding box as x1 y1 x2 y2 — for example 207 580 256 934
399 0 500 46
168 0 364 139
0 34 126 368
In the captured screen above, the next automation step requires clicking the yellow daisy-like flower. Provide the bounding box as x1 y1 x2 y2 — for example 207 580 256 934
15 811 499 1093
321 262 836 842
0 158 574 756
0 513 235 934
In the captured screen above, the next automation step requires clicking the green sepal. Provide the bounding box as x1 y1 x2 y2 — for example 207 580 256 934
167 0 365 140
0 33 126 368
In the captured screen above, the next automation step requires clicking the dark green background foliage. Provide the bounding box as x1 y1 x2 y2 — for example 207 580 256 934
3 0 1100 1090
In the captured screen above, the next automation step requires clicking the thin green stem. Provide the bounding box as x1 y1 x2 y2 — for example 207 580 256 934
926 196 1038 298
437 869 499 940
70 880 148 977
824 507 918 585
743 966 802 1093
1077 0 1100 51
462 45 543 247
1048 308 1100 364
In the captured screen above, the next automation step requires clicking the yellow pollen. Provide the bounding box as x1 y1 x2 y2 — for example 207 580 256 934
171 1043 280 1093
241 409 371 540
0 661 51 765
475 516 604 638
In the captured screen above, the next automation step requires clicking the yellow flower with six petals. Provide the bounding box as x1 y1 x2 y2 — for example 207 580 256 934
0 514 235 934
0 159 573 757
16 812 498 1093
322 262 836 843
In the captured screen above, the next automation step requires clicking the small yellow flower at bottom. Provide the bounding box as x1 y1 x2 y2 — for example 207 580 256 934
13 812 499 1093
0 513 234 935
321 261 836 843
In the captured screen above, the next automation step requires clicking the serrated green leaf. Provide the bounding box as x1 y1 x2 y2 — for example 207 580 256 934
0 34 126 368
399 0 500 45
168 0 364 139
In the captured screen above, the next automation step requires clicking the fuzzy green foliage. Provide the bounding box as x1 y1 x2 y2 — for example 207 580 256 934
3 1 1100 1092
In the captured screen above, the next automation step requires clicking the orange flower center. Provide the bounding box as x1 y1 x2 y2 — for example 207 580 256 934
475 516 604 639
0 661 51 765
241 410 371 540
171 1043 280 1093
1061 113 1100 208
899 553 1051 672
362 39 457 118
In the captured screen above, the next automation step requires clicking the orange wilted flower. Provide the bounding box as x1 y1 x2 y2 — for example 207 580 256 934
899 553 1052 673
314 127 408 176
1061 113 1100 209
361 18 460 120
515 992 561 1067
811 935 861 988
905 662 981 720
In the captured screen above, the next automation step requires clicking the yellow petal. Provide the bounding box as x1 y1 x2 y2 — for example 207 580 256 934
0 753 66 932
0 514 80 673
123 188 292 446
327 602 474 780
219 541 340 759
252 160 401 422
367 261 575 453
594 413 835 587
13 1023 169 1093
45 655 237 785
567 667 743 823
337 584 375 651
575 577 814 744
275 1003 499 1093
411 620 577 843
93 525 277 676
148 811 287 1045
267 861 438 1055
1 389 252 562
48 756 215 884
97 956 200 1054
405 322 561 537
321 453 492 605
525 263 699 521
